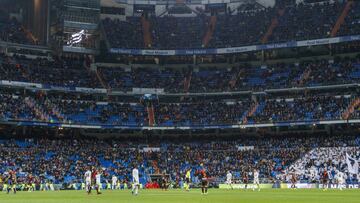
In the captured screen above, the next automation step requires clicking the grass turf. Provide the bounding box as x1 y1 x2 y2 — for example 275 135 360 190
0 189 359 203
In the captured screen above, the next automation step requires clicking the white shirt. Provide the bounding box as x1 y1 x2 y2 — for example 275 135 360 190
336 172 344 180
226 172 232 181
96 174 101 185
85 170 92 182
112 176 118 184
132 168 139 183
254 171 259 180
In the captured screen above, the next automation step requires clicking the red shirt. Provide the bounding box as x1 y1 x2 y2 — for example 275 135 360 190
200 170 207 179
323 171 328 179
91 171 97 179
28 176 34 183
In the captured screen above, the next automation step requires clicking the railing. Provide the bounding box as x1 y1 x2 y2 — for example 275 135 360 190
0 80 359 96
2 118 360 130
109 34 360 56
0 40 51 52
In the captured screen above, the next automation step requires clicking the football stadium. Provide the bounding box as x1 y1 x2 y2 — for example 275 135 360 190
0 0 360 202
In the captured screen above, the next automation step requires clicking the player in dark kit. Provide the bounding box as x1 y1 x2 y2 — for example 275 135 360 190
27 174 35 192
242 171 249 189
0 174 3 191
161 173 168 191
197 166 210 195
7 170 17 194
322 169 329 191
290 172 297 189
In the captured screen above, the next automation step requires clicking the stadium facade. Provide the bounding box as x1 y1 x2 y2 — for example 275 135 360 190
0 0 359 192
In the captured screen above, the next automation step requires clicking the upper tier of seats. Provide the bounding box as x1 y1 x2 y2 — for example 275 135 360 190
102 1 360 49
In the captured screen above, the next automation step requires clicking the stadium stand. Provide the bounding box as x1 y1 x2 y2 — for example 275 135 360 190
0 54 101 88
268 2 343 42
0 134 358 188
102 17 144 49
1 0 360 195
0 15 34 45
247 95 352 124
337 1 360 37
0 89 358 127
102 1 360 49
287 147 360 183
1 53 360 93
0 2 42 45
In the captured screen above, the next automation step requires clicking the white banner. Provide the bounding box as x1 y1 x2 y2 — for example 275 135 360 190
132 88 164 94
237 146 254 151
346 153 359 174
0 80 42 88
141 147 160 152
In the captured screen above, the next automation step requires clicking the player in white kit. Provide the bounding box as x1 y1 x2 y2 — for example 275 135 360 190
336 171 345 190
95 172 102 194
253 169 260 191
132 166 140 195
84 168 92 194
226 171 233 189
111 175 118 190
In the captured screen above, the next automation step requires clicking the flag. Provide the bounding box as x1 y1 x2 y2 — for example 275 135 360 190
67 30 85 46
346 153 359 174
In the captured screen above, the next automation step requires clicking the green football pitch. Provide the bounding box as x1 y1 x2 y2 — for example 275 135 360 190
0 189 359 203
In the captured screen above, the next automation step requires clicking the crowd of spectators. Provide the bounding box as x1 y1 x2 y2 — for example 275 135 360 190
155 99 252 126
0 90 358 127
209 8 273 47
99 67 187 92
0 54 102 88
102 1 360 49
268 2 343 43
248 95 351 124
0 134 358 189
98 56 360 93
53 99 148 126
150 16 207 49
0 94 41 122
0 1 358 50
102 17 144 49
0 139 148 187
1 53 360 93
288 146 360 184
337 2 360 37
